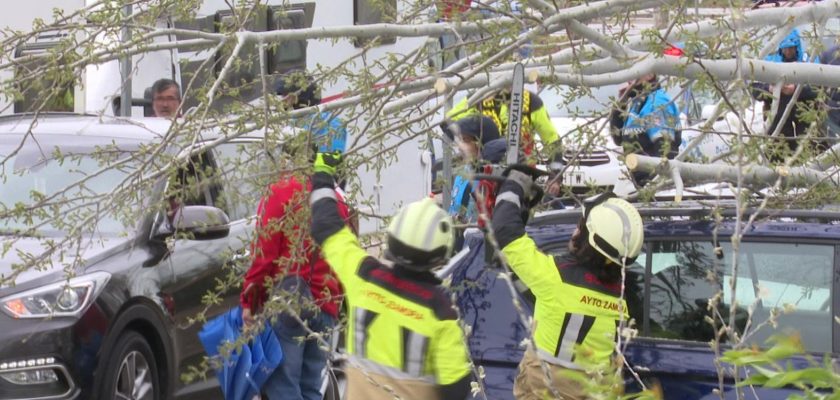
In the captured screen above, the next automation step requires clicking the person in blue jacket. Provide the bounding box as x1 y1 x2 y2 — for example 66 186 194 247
764 28 807 64
752 29 819 158
609 73 681 186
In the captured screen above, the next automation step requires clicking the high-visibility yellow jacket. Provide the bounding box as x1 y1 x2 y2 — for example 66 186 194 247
309 172 471 400
447 91 559 159
491 179 627 371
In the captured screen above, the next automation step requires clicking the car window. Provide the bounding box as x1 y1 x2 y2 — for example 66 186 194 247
0 135 143 235
646 240 833 353
213 141 278 221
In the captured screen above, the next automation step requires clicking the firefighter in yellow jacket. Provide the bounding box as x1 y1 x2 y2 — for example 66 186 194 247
308 152 471 400
444 90 560 162
491 168 644 400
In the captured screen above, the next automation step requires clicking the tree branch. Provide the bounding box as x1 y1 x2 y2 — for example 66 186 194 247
564 19 631 59
626 153 840 188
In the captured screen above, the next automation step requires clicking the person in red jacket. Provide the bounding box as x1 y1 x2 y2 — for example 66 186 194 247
241 74 351 400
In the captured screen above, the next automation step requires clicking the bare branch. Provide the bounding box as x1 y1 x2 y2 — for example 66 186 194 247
626 153 840 188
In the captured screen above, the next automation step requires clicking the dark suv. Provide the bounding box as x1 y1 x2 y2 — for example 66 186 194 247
0 114 283 400
446 202 838 399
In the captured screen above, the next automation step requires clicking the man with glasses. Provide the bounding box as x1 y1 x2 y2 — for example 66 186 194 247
151 78 182 119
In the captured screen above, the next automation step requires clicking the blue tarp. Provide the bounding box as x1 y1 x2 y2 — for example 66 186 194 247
199 307 283 400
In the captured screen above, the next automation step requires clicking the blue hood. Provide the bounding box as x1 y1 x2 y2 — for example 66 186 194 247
765 28 805 62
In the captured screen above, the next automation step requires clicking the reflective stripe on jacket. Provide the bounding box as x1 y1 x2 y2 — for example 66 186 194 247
491 178 627 371
309 173 471 399
318 227 469 385
447 91 559 155
501 236 627 370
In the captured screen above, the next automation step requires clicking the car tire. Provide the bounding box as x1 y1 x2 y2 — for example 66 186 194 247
322 366 345 400
99 330 160 400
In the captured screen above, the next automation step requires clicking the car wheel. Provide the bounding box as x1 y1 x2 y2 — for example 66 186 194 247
100 331 160 400
322 365 345 400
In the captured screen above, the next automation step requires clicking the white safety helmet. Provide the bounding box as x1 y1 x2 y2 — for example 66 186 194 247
584 193 644 265
385 198 455 270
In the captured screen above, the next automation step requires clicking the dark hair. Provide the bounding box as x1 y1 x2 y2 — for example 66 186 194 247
570 218 621 284
152 79 181 99
455 115 501 146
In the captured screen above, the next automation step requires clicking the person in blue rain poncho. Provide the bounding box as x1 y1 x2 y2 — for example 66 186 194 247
609 73 681 186
752 29 819 157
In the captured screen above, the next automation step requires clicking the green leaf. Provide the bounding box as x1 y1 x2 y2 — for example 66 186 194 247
762 368 835 389
739 373 771 387
720 349 771 366
763 335 806 361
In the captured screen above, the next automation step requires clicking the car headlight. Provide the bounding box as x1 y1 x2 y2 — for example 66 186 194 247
0 272 110 319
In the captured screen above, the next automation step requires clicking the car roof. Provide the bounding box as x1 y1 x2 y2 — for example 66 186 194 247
0 113 174 141
0 113 285 142
528 200 840 240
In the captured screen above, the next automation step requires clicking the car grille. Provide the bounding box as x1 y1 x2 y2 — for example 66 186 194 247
562 150 610 166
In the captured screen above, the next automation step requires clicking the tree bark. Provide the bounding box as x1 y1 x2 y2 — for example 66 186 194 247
626 154 840 190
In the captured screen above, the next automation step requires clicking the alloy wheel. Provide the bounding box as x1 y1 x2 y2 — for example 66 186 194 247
114 350 154 400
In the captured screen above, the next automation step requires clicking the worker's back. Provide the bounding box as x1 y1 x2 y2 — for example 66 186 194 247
308 161 471 400
338 256 467 399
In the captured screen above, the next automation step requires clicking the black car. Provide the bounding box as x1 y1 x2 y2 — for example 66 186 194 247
0 114 288 400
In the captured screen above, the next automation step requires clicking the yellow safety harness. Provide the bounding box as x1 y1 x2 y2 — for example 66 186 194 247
481 91 535 156
480 91 531 135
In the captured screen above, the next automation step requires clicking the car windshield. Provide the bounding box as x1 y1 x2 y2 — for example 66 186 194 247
0 135 144 236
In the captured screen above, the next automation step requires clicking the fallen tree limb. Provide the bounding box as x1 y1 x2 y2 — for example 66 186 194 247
626 154 840 199
809 142 840 171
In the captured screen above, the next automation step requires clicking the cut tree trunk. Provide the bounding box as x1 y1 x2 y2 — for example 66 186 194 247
626 154 840 198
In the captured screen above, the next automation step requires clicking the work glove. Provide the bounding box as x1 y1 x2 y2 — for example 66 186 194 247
313 151 343 176
502 164 547 210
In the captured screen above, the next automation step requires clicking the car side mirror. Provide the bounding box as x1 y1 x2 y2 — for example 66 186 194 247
155 205 230 240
